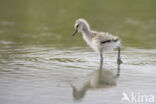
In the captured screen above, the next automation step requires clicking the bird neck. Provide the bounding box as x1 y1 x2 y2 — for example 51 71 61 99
81 23 93 42
82 29 92 41
81 23 91 34
82 30 91 35
81 25 92 37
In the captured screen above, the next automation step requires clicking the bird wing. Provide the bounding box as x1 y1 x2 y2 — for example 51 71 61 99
92 32 119 45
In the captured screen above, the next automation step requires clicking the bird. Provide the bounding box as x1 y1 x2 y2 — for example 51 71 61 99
72 18 122 69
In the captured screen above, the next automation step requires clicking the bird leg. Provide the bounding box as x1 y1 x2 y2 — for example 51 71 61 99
99 52 103 70
117 46 123 65
117 64 120 77
117 46 122 77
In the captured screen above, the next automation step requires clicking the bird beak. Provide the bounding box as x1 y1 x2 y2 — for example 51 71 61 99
72 29 78 37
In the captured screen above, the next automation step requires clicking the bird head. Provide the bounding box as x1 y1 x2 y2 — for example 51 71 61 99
72 18 90 36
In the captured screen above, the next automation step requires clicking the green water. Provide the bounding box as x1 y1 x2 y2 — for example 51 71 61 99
0 0 156 104
0 0 156 48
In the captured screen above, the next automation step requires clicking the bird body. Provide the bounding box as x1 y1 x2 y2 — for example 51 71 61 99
73 18 120 53
84 31 120 53
72 18 122 69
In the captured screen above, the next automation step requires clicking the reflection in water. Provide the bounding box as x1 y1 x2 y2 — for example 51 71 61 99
71 65 120 101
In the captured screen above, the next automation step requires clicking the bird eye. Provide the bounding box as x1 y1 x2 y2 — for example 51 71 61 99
76 25 79 28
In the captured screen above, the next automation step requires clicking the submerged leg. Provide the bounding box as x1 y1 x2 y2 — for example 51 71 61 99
99 52 103 70
117 46 122 77
117 46 123 65
117 64 120 77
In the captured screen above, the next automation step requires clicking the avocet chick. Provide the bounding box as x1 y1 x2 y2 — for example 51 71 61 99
72 18 123 69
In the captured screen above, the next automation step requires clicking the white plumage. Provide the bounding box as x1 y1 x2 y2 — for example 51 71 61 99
72 18 122 69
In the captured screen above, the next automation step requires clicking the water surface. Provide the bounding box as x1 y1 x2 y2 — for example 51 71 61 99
0 0 156 104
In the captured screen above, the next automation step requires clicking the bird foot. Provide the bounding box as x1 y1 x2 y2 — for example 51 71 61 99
117 58 123 65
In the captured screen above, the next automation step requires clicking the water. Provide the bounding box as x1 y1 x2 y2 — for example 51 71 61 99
0 0 156 104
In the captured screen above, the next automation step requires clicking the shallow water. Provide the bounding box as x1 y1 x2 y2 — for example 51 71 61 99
0 0 156 104
0 45 156 104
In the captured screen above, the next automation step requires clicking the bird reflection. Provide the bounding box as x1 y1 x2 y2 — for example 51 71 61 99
71 65 120 101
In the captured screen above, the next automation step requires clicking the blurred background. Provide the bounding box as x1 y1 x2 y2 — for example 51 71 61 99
0 0 156 48
0 0 156 104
